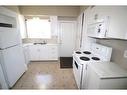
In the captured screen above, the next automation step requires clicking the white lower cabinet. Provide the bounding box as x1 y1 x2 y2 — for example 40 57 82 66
29 44 58 61
23 45 30 64
29 45 40 61
84 63 127 89
46 45 58 60
39 46 48 60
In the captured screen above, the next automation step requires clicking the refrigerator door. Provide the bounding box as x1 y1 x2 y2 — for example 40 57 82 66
1 45 27 87
0 63 8 89
0 27 21 49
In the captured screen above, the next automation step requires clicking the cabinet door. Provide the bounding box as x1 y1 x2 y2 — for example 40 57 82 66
18 15 27 39
76 14 82 50
88 6 127 39
105 7 127 39
23 46 30 64
88 6 109 24
50 16 58 36
91 6 127 39
85 65 100 89
29 45 40 60
39 45 48 60
29 45 58 61
47 45 58 60
87 6 100 24
39 45 58 60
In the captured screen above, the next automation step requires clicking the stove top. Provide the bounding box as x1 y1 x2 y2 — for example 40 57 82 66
91 57 100 61
83 51 91 54
75 51 82 54
74 50 101 63
80 57 90 61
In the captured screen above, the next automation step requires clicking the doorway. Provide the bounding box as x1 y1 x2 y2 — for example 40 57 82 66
58 21 76 68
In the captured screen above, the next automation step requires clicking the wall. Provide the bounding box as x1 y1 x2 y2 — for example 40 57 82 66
19 6 80 44
97 39 127 70
58 16 77 21
79 6 89 14
3 6 20 13
19 6 80 17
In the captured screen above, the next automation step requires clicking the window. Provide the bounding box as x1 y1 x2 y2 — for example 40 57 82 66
26 17 51 38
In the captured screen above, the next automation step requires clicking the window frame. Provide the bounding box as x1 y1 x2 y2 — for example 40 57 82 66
25 18 52 39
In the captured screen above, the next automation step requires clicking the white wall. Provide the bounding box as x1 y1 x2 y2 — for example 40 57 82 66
3 6 20 14
19 6 80 17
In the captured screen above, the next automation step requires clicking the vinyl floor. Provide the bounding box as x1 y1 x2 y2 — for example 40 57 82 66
12 61 78 89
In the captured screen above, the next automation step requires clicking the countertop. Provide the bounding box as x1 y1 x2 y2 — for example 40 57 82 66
88 62 127 79
22 43 58 47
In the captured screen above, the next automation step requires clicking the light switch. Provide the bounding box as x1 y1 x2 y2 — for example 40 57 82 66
124 50 127 58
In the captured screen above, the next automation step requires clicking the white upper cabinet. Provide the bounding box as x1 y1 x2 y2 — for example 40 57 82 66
18 15 27 39
87 6 127 39
50 16 58 36
75 13 83 50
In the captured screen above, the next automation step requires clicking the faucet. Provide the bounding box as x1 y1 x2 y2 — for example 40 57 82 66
43 40 47 44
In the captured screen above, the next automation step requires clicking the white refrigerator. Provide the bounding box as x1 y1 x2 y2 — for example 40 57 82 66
0 27 27 88
0 7 27 89
0 63 8 89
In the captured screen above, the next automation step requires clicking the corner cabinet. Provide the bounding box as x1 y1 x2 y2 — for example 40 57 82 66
29 44 58 61
87 6 127 40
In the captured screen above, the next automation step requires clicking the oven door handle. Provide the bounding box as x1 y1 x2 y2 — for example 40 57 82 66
74 61 78 69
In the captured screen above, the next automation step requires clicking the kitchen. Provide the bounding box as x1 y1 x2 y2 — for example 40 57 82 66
1 5 127 90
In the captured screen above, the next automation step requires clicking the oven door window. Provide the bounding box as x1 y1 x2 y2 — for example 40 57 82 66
74 61 78 69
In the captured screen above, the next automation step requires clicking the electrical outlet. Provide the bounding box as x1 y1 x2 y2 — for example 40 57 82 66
124 50 127 58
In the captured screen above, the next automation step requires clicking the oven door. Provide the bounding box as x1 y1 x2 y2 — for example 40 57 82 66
73 57 83 89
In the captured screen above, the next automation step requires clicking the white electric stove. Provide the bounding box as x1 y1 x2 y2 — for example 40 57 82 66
73 43 112 89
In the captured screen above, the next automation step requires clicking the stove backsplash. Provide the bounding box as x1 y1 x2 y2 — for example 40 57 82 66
96 39 127 70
